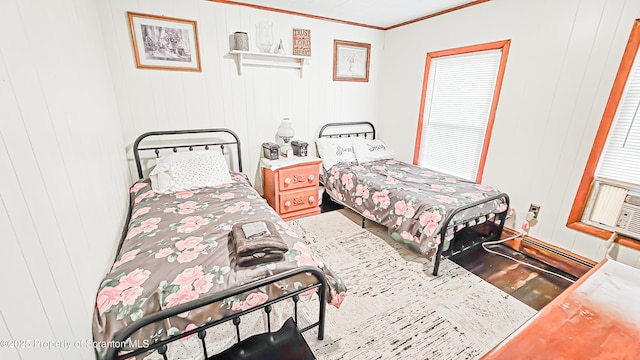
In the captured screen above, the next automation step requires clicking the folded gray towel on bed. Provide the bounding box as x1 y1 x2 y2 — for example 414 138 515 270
236 252 284 268
231 221 288 267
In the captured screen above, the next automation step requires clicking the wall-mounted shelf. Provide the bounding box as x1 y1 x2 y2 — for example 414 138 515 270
229 50 311 78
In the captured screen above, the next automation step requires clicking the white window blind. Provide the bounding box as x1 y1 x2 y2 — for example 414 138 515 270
596 46 640 186
417 49 502 181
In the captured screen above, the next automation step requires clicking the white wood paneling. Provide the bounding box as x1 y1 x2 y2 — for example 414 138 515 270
0 0 129 357
0 311 20 360
379 0 640 262
0 195 62 359
99 0 385 190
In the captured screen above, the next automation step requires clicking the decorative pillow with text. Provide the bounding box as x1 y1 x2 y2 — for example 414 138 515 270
352 138 394 163
316 137 357 170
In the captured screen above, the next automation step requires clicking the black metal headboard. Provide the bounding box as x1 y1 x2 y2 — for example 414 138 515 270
318 122 376 139
133 128 243 180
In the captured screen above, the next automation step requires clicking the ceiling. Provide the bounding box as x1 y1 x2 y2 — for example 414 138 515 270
215 0 485 29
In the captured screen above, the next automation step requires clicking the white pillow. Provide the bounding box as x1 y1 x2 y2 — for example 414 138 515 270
316 137 357 170
352 138 394 163
149 150 234 194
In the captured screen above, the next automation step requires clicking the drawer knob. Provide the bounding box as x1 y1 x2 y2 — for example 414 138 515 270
308 196 315 203
308 174 315 181
284 178 291 184
284 201 291 207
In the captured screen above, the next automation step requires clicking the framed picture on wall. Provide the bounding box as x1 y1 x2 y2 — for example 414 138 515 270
333 40 371 82
127 12 202 72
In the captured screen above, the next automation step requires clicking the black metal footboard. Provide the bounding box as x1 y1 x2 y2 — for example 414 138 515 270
103 266 327 360
432 193 510 276
323 188 510 277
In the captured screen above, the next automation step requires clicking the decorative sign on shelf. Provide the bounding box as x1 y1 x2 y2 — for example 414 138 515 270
292 28 311 56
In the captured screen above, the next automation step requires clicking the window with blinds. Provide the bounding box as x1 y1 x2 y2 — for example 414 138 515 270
582 30 640 237
595 47 640 186
413 41 510 182
568 19 640 241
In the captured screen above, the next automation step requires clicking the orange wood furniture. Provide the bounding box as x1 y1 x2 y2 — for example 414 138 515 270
263 159 322 221
481 258 640 360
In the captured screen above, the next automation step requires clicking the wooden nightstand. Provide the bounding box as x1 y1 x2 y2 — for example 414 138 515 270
263 159 322 221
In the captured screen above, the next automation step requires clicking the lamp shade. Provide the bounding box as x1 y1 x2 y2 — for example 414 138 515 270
277 118 295 139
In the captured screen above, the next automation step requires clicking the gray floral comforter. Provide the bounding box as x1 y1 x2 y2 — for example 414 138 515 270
323 160 508 261
93 173 346 354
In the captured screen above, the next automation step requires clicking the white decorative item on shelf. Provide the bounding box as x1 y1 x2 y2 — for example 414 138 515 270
276 39 286 55
277 118 295 157
233 32 249 51
255 22 274 53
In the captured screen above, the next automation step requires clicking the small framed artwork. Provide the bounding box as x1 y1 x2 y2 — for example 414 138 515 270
333 40 371 82
292 28 311 56
127 12 202 72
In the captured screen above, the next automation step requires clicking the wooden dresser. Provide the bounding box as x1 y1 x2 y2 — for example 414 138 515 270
263 159 322 221
481 258 640 359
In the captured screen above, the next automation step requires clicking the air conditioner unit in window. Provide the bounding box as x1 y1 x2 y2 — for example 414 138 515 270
616 195 640 237
583 179 640 240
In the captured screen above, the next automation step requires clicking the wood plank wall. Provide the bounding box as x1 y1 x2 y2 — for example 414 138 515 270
0 1 130 358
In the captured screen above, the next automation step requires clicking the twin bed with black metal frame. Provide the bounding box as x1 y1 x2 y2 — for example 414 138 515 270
94 128 345 360
317 122 510 276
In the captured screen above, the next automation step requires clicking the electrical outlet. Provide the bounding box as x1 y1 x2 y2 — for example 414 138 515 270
528 204 541 219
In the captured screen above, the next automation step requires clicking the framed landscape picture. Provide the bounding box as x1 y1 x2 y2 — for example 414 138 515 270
333 40 370 82
127 12 202 71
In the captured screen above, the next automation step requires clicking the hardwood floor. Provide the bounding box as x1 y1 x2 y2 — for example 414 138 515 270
320 192 575 310
450 244 575 310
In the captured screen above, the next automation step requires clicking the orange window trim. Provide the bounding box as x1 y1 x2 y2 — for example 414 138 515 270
413 40 511 183
567 19 640 241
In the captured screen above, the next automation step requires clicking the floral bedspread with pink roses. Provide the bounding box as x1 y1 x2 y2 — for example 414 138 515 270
322 160 508 261
93 173 345 354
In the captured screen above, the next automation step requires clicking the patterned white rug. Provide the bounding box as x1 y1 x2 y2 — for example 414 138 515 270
288 209 536 360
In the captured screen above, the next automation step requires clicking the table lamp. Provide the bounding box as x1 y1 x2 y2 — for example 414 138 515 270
277 118 295 157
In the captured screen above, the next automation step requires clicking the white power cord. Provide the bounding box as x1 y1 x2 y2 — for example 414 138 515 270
604 231 617 260
481 214 576 283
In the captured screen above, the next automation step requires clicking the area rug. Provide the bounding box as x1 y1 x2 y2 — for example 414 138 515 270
288 209 536 360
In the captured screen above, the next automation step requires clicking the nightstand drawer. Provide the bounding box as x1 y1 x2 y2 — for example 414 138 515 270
279 188 318 214
278 164 319 191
